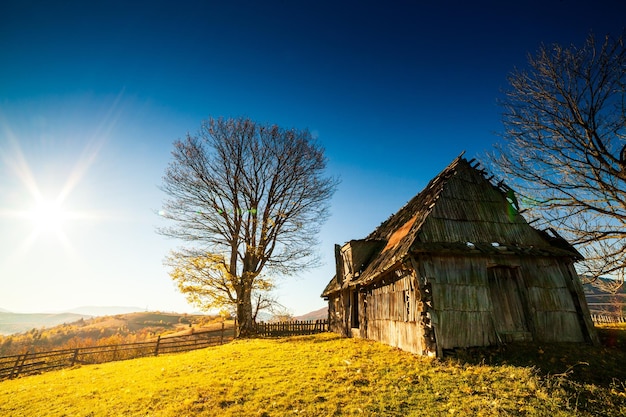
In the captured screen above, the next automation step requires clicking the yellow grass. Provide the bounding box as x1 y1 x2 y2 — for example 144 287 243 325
0 333 620 416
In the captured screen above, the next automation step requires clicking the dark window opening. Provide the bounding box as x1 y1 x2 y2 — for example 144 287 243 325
351 290 360 328
404 290 410 322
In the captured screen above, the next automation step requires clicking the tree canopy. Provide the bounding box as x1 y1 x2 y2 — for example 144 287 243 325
491 32 626 285
159 117 338 335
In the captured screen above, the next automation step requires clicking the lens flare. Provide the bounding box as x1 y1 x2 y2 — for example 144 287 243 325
27 199 67 233
0 119 105 258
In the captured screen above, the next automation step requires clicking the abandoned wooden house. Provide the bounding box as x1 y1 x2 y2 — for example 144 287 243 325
321 154 598 357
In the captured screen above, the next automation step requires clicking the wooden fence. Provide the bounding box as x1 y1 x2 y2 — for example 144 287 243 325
0 328 232 381
591 314 626 324
0 319 329 381
253 319 328 337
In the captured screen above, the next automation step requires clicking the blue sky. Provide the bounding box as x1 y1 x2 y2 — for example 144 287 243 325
1 0 624 315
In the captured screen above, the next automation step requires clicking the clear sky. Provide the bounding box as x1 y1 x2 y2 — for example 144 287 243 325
1 0 624 315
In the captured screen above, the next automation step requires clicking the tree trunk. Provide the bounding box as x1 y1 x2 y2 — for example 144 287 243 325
236 284 255 337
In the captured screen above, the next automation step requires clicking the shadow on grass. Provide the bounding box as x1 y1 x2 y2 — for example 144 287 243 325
448 325 626 417
448 325 626 386
268 332 343 344
242 332 343 344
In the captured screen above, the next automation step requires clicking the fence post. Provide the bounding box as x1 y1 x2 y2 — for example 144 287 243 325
71 349 80 366
10 354 23 379
11 352 29 379
221 321 224 345
154 336 161 356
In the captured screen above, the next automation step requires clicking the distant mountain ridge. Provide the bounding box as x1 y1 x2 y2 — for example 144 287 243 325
583 277 626 315
583 277 625 296
0 306 144 335
0 312 91 335
294 307 327 321
63 306 144 316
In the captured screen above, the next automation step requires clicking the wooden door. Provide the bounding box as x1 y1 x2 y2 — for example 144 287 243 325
488 267 531 341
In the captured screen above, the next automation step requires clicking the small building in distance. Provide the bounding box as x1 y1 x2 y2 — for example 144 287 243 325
321 154 598 357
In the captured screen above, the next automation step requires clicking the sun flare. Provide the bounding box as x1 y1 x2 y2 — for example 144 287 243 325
27 199 67 233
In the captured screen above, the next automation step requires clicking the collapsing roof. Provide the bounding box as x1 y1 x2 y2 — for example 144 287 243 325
321 154 598 355
323 154 581 298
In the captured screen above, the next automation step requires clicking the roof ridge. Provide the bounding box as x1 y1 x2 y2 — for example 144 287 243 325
324 153 582 295
366 154 467 241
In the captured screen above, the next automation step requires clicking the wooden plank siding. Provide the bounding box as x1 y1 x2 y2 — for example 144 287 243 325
362 269 429 355
328 251 597 355
421 255 499 349
435 311 497 348
328 289 352 337
421 254 591 349
533 311 584 342
366 320 424 354
560 262 600 344
328 296 343 334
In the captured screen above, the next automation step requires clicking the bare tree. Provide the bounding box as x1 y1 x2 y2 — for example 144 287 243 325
490 32 626 287
590 276 626 318
159 117 338 337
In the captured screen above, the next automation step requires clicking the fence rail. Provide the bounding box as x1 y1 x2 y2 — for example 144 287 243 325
253 319 328 337
0 327 232 381
591 314 626 324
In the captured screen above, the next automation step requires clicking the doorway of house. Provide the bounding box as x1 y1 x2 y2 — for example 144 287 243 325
488 266 532 342
350 290 360 329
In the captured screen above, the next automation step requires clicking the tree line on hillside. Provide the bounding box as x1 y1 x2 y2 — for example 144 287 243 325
0 314 224 357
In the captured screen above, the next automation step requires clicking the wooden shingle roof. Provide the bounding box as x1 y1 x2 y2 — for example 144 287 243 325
323 154 582 296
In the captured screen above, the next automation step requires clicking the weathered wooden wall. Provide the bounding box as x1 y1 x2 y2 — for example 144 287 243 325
328 295 342 334
364 270 428 355
519 258 582 342
328 288 351 337
327 252 596 355
420 254 593 350
418 255 497 350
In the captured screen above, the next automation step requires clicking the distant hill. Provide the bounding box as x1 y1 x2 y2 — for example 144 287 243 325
583 277 626 316
0 306 145 335
64 306 144 317
294 307 328 321
0 312 91 335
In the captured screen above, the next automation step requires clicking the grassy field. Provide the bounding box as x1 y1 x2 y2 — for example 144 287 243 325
0 328 625 416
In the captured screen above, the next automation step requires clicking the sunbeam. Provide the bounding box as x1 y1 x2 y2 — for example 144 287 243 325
0 123 105 258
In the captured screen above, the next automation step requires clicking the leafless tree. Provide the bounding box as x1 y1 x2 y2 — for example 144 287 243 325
490 32 626 287
159 117 338 337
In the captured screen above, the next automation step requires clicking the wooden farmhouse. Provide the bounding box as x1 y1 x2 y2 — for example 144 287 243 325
321 155 599 357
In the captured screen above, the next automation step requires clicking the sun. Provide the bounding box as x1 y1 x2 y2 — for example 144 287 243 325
27 199 67 233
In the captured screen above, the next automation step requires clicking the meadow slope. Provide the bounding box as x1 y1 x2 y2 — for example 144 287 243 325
0 312 231 357
0 332 624 417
